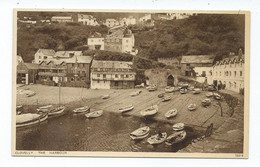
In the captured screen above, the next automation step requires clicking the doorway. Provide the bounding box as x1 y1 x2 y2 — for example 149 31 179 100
167 75 174 86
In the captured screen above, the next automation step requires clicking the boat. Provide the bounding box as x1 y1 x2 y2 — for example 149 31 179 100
48 106 65 117
16 113 48 128
147 85 157 92
188 103 197 111
157 93 165 98
213 93 221 100
202 98 211 107
180 88 187 94
37 105 53 113
188 87 194 91
130 90 142 97
26 91 36 97
165 86 175 93
85 110 103 118
193 88 201 94
206 92 214 98
140 105 158 116
102 94 110 99
165 130 187 145
147 132 167 145
161 96 171 102
73 106 90 113
165 109 178 118
130 126 150 140
172 123 185 131
119 104 134 113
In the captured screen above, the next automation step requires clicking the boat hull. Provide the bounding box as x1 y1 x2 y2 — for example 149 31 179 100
16 113 48 128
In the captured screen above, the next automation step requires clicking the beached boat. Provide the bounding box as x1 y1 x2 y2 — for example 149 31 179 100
26 91 36 97
180 88 187 94
48 106 65 117
188 103 197 111
16 105 23 115
213 93 221 100
206 92 214 98
102 94 110 99
161 96 171 102
188 87 194 91
165 109 178 118
73 106 90 113
158 93 165 98
172 123 185 131
147 132 167 145
202 98 211 107
37 105 53 113
16 113 48 128
130 90 142 97
85 110 103 118
193 88 201 94
147 85 157 92
165 130 187 146
119 104 134 113
165 86 175 93
140 105 158 116
130 126 150 140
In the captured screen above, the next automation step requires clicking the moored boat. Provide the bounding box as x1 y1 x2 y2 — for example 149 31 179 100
165 130 187 145
201 98 211 107
85 110 103 118
119 104 134 113
73 106 90 113
140 105 158 116
172 122 185 131
130 90 142 97
193 88 201 94
158 93 165 98
165 86 175 93
102 94 110 99
213 93 221 100
165 109 178 118
206 92 214 98
147 132 167 145
130 126 150 140
26 91 36 97
16 113 48 128
161 96 171 102
48 106 65 117
37 105 53 113
180 88 187 94
188 103 197 111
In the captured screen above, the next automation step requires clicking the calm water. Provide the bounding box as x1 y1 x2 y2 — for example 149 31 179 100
16 111 202 152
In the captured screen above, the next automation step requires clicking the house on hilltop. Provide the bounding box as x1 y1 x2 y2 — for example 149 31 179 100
33 49 56 64
88 32 105 50
105 18 120 28
51 16 73 23
77 14 99 26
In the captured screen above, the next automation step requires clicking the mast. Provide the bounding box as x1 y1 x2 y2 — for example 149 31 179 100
59 78 61 107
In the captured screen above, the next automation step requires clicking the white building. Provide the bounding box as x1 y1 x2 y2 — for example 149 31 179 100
77 14 99 26
51 16 73 23
120 16 136 26
211 54 245 93
87 32 105 50
139 14 152 23
91 60 136 89
33 49 56 64
105 18 120 28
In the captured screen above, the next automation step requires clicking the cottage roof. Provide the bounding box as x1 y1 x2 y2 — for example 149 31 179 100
216 55 245 65
52 16 72 20
36 49 55 56
181 55 216 64
78 14 94 19
54 51 82 58
40 56 92 65
91 60 133 69
23 63 39 69
89 32 104 38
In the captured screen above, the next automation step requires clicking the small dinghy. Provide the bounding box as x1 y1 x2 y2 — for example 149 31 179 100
16 113 48 128
165 86 175 93
102 95 110 99
147 85 157 92
140 105 158 116
85 110 103 118
172 123 185 131
147 132 167 145
130 90 142 97
202 98 211 107
161 96 171 102
165 109 178 118
193 88 201 94
180 88 187 94
73 106 90 113
37 105 53 112
48 106 65 117
119 104 134 113
158 93 165 98
26 91 36 97
188 103 197 111
213 93 221 100
165 130 187 146
130 126 150 140
206 92 214 98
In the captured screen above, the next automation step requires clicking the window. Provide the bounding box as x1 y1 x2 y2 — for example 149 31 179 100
104 81 106 83
234 71 237 77
219 72 221 76
39 56 42 59
103 74 106 78
229 71 231 76
44 56 47 59
97 80 100 83
234 82 237 88
115 74 118 78
97 74 100 77
216 72 217 76
240 71 243 76
202 71 206 77
126 75 129 78
115 81 118 86
187 64 190 67
126 40 128 43
121 74 124 78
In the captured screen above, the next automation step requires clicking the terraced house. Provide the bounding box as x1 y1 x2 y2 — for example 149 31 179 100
90 60 136 89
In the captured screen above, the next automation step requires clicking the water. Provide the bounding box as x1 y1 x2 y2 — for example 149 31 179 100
16 111 202 152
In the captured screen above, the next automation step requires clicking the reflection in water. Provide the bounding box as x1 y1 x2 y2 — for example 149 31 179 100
16 112 202 152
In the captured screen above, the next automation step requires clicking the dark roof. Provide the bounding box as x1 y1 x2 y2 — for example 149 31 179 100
23 63 39 69
91 60 133 69
181 55 216 64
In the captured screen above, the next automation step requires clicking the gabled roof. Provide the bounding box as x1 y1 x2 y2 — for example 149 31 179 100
36 49 56 56
66 56 93 64
181 55 216 64
89 32 104 38
78 14 95 19
23 63 39 69
91 60 133 69
54 51 82 58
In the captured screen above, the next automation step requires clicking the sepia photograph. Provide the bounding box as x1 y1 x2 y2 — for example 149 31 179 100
12 9 250 158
